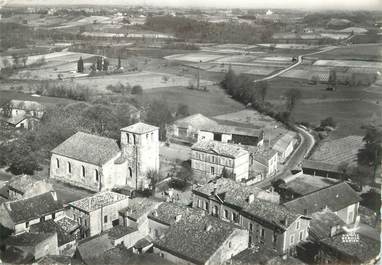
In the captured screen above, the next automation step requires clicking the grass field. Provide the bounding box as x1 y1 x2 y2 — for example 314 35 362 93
136 85 244 117
317 44 382 61
0 90 76 106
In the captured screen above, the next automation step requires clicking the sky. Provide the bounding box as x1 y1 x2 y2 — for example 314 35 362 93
4 0 382 10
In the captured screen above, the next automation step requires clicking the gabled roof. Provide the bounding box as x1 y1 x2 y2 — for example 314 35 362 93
120 122 158 134
69 191 128 213
174 113 218 129
309 210 345 240
148 202 204 226
249 147 278 165
320 233 380 263
8 174 52 195
199 123 263 138
30 219 76 246
51 132 120 165
5 231 56 247
153 204 244 265
120 197 163 221
77 233 114 264
302 159 341 173
3 192 63 224
272 131 296 154
283 182 361 215
191 140 248 158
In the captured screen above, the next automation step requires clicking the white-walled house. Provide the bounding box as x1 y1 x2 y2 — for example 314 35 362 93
191 140 249 182
272 132 297 163
0 191 64 235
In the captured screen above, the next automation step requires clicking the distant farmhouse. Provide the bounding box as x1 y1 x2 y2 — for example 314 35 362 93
0 100 44 130
50 122 159 191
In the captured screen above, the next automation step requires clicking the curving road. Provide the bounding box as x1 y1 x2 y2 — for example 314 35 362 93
253 46 338 83
254 126 315 189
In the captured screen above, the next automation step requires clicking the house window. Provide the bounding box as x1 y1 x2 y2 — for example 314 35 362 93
296 220 300 230
299 230 304 241
210 166 215 175
204 201 209 211
104 215 108 223
146 133 149 140
212 205 219 216
56 158 60 168
129 167 133 178
40 216 45 222
260 228 265 238
52 213 55 219
67 162 72 174
127 134 130 144
290 235 295 245
151 132 154 141
81 166 86 178
133 135 136 145
224 209 229 219
95 169 99 182
25 221 29 228
249 223 253 231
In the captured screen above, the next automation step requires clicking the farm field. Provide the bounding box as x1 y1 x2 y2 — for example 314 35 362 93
135 85 244 117
313 59 382 69
165 52 226 62
316 44 382 61
292 100 382 138
0 90 77 106
74 71 213 92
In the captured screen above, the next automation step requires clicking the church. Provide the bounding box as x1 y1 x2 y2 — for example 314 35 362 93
50 122 159 192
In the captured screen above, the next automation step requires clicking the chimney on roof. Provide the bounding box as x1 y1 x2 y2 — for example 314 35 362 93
282 217 288 226
205 224 212 232
175 214 182 222
212 188 217 195
51 191 57 201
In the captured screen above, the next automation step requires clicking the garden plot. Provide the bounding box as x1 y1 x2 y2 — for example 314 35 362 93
314 59 382 69
280 66 330 80
165 53 226 63
257 43 320 50
215 55 260 64
74 71 213 92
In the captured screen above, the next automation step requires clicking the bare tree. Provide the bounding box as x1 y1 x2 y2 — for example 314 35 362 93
0 97 13 118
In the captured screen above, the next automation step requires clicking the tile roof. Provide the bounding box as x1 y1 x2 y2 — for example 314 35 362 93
272 131 297 154
120 197 163 221
55 216 80 233
302 160 341 173
200 123 263 138
191 140 248 158
8 174 52 195
120 122 158 134
320 233 380 263
52 132 120 165
194 178 300 230
69 191 128 212
77 233 114 264
283 182 361 215
279 174 340 196
232 248 305 265
35 255 72 265
106 225 138 241
148 202 204 226
30 219 76 246
0 114 27 125
4 232 56 247
309 210 345 240
249 147 278 165
3 192 63 224
174 113 218 129
153 203 244 265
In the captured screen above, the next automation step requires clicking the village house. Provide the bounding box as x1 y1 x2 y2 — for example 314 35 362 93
0 191 64 235
50 122 159 191
249 147 278 180
0 100 44 130
119 197 163 235
192 178 310 255
66 191 129 238
3 232 59 262
29 219 78 256
170 113 218 143
191 140 249 182
7 175 53 201
283 182 361 225
75 225 142 264
148 202 249 265
273 171 340 202
198 123 264 147
272 131 297 163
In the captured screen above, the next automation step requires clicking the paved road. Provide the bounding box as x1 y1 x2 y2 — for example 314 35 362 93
253 46 338 83
255 126 315 189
